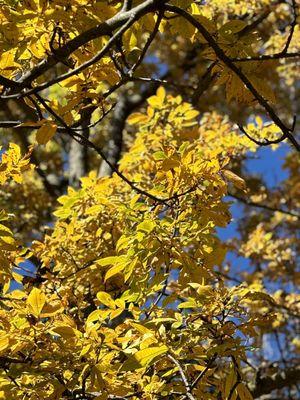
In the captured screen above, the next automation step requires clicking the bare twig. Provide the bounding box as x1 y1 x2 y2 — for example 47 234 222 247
238 124 287 146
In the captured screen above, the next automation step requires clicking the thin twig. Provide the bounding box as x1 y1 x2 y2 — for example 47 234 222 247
129 10 163 75
229 192 300 218
34 93 169 205
281 0 297 54
16 17 137 99
230 51 300 62
191 355 217 389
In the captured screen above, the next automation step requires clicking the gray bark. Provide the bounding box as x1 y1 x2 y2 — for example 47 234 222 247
68 106 92 187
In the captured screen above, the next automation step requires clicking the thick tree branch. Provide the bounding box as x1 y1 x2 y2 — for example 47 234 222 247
2 0 168 92
163 4 300 152
252 366 300 398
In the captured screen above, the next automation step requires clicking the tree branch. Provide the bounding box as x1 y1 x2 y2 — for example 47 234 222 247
228 192 300 218
230 51 300 62
281 0 297 55
5 0 168 92
252 366 300 398
34 93 170 205
163 4 300 152
167 354 197 400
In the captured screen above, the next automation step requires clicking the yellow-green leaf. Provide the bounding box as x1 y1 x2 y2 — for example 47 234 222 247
137 220 156 233
97 291 116 309
121 345 168 371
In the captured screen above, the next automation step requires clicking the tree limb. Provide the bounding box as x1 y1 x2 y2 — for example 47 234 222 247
252 366 300 398
163 4 300 152
9 0 168 91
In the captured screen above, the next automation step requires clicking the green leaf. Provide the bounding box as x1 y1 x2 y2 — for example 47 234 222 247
153 151 167 161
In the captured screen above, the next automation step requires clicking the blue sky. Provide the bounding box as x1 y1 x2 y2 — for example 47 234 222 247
218 143 289 241
217 143 291 363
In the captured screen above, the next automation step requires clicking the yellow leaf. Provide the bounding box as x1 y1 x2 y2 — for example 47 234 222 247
127 113 148 125
178 300 197 309
96 255 127 267
27 288 46 317
51 325 78 338
219 20 247 36
161 158 181 171
129 322 152 335
110 308 124 320
121 345 168 371
156 86 166 103
80 344 91 357
104 263 126 282
40 301 64 317
87 309 103 324
97 291 116 309
0 50 20 70
36 122 57 145
224 368 236 399
0 333 9 352
196 285 214 302
237 383 253 400
0 222 15 248
223 169 246 191
147 87 166 109
184 110 199 120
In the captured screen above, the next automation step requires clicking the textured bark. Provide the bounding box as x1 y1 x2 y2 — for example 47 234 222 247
68 106 92 187
98 88 160 177
98 94 130 177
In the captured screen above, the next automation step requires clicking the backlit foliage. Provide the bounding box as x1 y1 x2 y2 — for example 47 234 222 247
0 0 299 399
